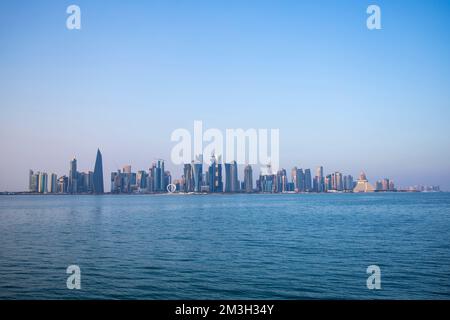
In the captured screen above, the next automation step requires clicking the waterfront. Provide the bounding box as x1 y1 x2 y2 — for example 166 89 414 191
0 193 449 299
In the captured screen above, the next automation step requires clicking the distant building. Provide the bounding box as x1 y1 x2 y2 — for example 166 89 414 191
38 172 48 194
244 165 253 193
111 170 122 193
58 176 68 193
208 154 223 193
50 173 58 193
28 170 39 193
136 170 148 190
93 149 104 194
343 175 354 191
259 173 276 193
335 172 343 191
68 158 77 194
389 180 395 191
304 169 312 192
314 166 325 192
231 161 239 192
225 161 239 193
192 155 203 192
353 172 375 193
276 169 288 193
295 169 305 192
149 160 165 192
183 163 194 192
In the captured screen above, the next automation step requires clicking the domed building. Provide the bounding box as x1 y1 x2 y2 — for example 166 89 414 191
353 171 375 193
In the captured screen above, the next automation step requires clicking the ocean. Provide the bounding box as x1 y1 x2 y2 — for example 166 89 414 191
0 192 449 299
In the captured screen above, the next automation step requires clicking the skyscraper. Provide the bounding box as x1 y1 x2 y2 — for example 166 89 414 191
315 166 324 192
68 158 77 194
276 169 287 193
224 162 232 193
28 170 39 193
244 165 253 193
50 173 58 193
208 154 223 193
304 169 312 192
192 155 203 193
296 168 305 192
136 170 148 190
343 175 354 191
38 172 48 194
160 160 165 192
92 149 104 194
335 172 343 191
151 160 165 192
58 176 68 193
291 167 298 190
224 161 239 193
183 163 194 192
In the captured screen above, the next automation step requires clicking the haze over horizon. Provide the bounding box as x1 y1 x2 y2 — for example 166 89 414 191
1 0 450 191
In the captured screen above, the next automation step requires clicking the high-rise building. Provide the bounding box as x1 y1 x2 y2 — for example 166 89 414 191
382 178 390 191
291 167 298 190
77 171 92 193
50 173 58 193
304 169 312 192
57 176 68 193
111 170 122 193
28 170 39 193
224 162 232 192
150 160 165 192
244 165 253 193
208 154 223 193
183 163 194 192
324 174 333 192
69 158 77 194
38 172 48 194
297 168 305 192
192 155 203 193
315 166 324 192
123 165 131 174
224 161 239 193
93 149 104 194
159 160 165 192
276 169 287 193
231 161 239 192
259 173 276 193
343 175 354 191
164 171 171 191
136 170 148 190
389 180 395 191
335 172 343 191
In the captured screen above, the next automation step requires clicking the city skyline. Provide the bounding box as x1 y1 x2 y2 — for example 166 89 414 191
23 149 441 194
1 1 450 191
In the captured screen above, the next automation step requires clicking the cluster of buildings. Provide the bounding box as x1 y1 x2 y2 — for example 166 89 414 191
28 149 104 194
31 150 442 195
405 185 441 192
110 160 172 194
103 154 396 194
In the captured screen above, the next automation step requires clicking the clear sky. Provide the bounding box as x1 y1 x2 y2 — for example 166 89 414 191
1 0 450 191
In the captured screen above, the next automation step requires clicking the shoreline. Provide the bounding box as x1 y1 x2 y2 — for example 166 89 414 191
0 190 441 196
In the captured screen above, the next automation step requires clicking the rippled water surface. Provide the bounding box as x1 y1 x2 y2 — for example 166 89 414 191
1 193 449 299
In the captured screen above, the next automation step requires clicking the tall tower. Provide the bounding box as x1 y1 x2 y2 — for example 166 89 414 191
69 158 77 194
244 165 253 193
304 169 312 192
93 149 104 194
231 161 239 192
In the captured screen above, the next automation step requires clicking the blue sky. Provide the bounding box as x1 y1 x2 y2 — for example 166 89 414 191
1 0 450 191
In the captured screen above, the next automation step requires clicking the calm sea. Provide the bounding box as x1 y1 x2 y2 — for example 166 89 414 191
0 193 449 299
